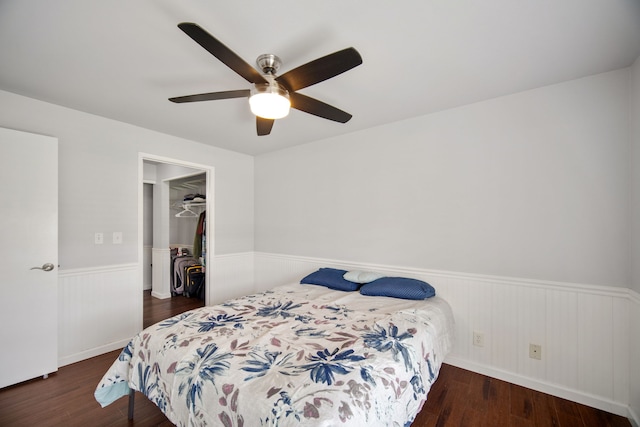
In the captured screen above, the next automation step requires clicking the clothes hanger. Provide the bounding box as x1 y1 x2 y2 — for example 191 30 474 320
175 206 199 218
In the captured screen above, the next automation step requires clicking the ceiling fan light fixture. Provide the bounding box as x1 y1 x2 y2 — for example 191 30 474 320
172 24 363 135
249 82 290 119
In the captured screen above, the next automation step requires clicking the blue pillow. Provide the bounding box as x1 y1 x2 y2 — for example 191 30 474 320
300 268 361 291
359 277 435 300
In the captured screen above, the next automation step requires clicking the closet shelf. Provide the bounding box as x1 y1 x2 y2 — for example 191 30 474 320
182 201 206 207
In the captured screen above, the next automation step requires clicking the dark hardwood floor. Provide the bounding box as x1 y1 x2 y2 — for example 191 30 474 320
412 366 631 427
0 292 631 426
142 289 204 329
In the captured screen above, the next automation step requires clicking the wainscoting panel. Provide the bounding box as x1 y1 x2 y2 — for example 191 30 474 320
613 296 630 405
490 282 519 374
54 254 639 424
56 254 254 368
254 252 634 419
435 276 470 359
517 285 546 380
143 245 152 290
577 293 614 400
58 263 139 367
546 288 579 392
630 292 640 426
209 252 255 305
151 247 171 299
468 279 493 366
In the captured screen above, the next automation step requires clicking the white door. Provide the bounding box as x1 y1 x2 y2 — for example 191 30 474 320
0 127 58 388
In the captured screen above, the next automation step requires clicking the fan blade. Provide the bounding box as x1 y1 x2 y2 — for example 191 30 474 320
256 117 275 136
290 92 352 123
276 47 362 92
169 89 250 103
178 22 267 84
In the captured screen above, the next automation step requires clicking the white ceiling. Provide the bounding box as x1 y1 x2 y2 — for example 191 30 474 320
1 1 639 156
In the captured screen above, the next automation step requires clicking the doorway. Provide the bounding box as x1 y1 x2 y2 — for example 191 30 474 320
138 153 213 329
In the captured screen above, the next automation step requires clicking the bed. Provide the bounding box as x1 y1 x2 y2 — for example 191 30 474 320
95 270 455 426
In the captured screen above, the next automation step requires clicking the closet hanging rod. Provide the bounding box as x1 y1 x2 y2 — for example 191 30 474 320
171 201 206 210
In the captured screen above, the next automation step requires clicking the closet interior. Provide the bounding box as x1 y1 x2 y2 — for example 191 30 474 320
169 173 206 300
143 160 209 304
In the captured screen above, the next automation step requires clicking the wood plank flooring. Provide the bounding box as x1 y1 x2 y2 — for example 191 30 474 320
142 289 204 329
0 291 631 426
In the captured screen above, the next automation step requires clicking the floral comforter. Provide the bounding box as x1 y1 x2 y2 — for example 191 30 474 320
95 283 454 426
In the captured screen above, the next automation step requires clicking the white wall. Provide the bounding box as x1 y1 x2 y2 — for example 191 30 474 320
0 89 254 269
255 67 638 421
255 69 630 288
0 89 254 364
629 56 640 425
630 58 640 293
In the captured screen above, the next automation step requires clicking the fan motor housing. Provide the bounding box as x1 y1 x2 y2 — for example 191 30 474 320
256 54 282 75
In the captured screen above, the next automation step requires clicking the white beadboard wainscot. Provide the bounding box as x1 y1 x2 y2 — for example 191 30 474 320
143 244 152 290
151 247 172 299
254 252 635 421
56 253 253 368
630 291 640 427
58 263 140 367
209 252 255 305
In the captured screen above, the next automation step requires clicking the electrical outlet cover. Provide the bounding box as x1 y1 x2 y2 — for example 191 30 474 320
529 344 542 360
473 331 484 347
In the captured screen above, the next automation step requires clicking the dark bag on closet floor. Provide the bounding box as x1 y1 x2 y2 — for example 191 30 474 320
184 265 204 299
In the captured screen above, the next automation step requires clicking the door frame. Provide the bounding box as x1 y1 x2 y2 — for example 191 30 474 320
137 153 214 330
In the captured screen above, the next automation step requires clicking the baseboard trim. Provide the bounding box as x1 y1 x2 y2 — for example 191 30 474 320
151 290 171 299
445 355 630 419
58 338 130 367
628 406 640 427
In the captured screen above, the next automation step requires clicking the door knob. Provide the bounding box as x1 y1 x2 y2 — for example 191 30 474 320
30 263 55 272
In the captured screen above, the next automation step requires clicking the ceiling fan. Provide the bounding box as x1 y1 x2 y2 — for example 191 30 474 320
169 22 363 136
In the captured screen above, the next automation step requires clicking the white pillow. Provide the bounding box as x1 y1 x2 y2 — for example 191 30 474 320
343 270 385 284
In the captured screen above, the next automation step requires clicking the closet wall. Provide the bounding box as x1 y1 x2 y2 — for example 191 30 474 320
170 173 206 257
143 183 153 290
